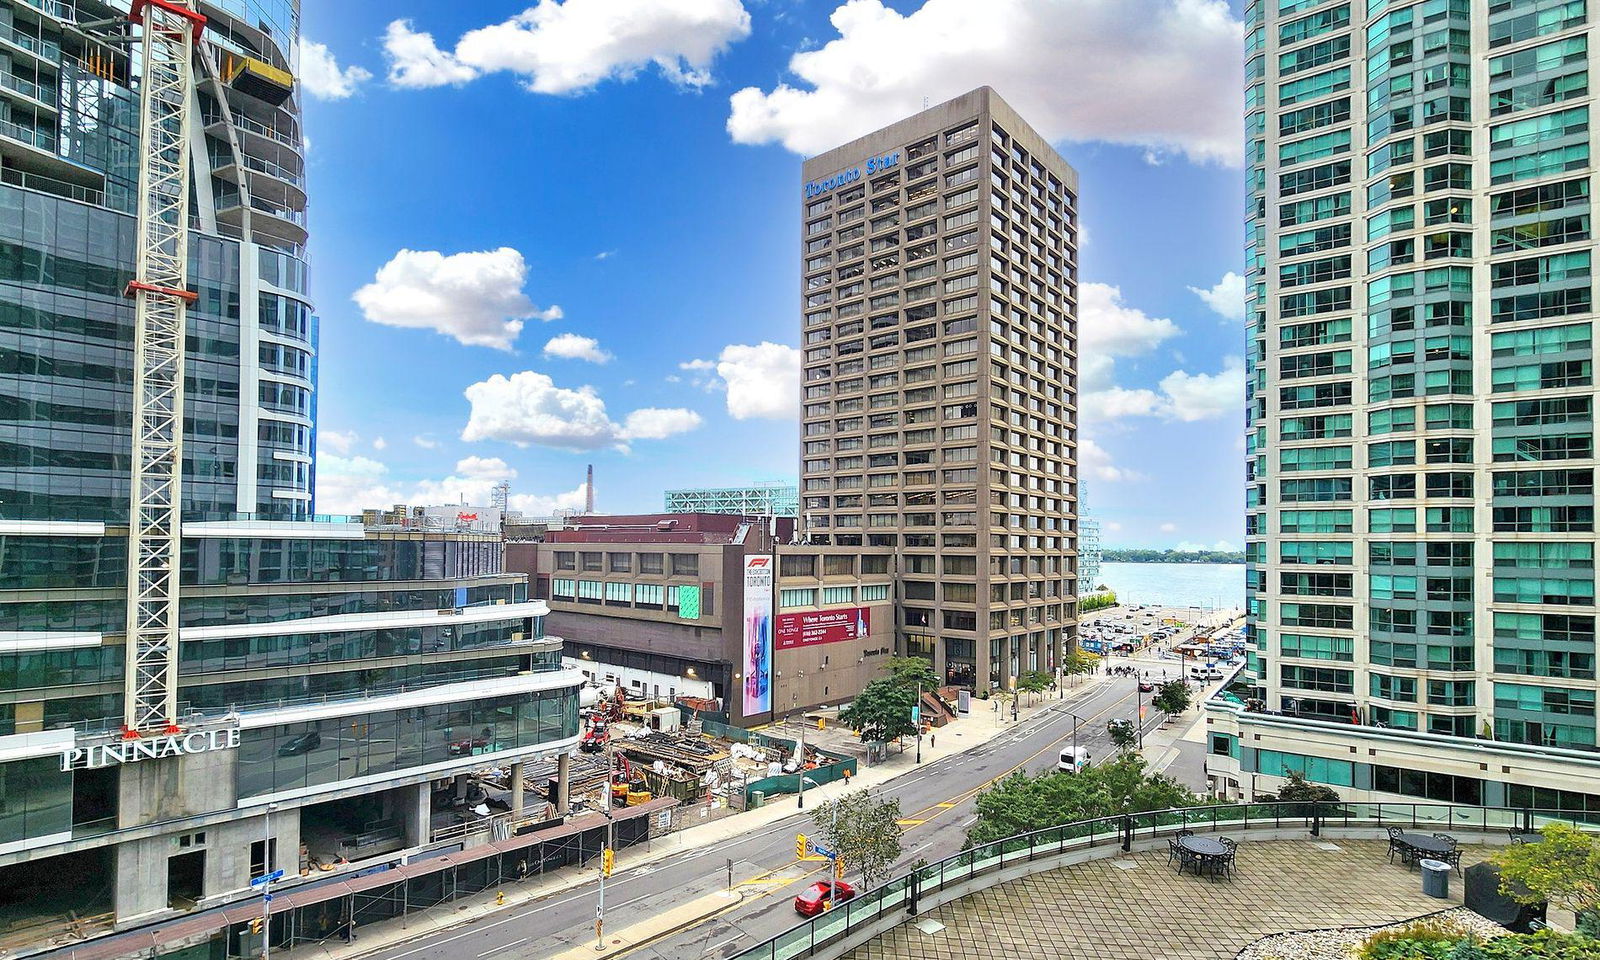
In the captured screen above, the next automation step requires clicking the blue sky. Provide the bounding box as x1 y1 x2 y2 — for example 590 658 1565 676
301 0 1248 549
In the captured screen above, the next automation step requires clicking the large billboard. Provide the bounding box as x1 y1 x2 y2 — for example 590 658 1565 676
741 555 773 715
777 607 871 650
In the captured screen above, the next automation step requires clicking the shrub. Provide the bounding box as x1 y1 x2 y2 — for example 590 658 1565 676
1359 920 1465 960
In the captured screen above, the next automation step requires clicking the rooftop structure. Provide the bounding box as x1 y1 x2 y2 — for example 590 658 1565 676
664 482 799 517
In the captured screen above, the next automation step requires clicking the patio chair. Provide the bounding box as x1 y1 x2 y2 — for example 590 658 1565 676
1385 826 1406 864
1439 846 1464 875
1432 832 1459 849
1167 837 1184 867
1509 828 1527 845
1219 837 1238 877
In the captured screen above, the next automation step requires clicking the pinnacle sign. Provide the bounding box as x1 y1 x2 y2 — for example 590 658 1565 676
61 727 240 771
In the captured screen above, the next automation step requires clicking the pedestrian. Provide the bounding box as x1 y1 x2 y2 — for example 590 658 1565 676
930 732 936 748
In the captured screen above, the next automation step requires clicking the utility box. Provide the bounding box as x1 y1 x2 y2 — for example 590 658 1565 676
648 707 681 732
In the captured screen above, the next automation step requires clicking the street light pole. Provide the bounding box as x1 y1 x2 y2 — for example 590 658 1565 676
261 802 278 960
915 681 922 764
796 722 807 809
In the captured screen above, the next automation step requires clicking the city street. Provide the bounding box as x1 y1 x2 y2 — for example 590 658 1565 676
353 677 1160 960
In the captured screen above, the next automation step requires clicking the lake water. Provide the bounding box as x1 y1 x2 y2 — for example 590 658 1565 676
1096 562 1246 611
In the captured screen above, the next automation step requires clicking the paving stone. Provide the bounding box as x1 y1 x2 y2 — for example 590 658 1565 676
844 839 1482 960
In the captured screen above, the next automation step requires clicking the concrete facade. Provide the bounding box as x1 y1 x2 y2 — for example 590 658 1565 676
799 87 1081 691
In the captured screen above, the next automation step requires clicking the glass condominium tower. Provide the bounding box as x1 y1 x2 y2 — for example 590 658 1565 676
0 0 580 941
798 88 1080 691
1209 0 1600 810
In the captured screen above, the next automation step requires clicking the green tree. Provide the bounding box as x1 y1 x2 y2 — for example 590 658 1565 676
1272 770 1340 804
1061 649 1100 681
883 656 938 693
1492 823 1600 919
1151 680 1192 717
1079 590 1118 613
838 678 919 744
1108 717 1137 752
964 754 1201 848
810 790 904 888
1018 670 1053 700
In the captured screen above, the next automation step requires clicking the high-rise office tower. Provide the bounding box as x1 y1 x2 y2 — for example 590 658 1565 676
0 0 579 938
1211 0 1600 807
798 88 1080 690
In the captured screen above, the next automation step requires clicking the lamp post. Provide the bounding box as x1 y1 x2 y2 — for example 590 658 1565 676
261 802 279 960
915 681 923 764
796 722 807 809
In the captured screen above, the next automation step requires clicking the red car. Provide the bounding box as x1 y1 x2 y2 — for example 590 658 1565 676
1138 680 1155 693
794 879 856 916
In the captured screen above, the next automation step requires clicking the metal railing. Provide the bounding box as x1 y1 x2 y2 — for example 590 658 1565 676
731 802 1593 960
0 165 104 206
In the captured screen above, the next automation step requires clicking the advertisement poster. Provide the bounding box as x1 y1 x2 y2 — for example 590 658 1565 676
742 555 773 715
776 607 871 649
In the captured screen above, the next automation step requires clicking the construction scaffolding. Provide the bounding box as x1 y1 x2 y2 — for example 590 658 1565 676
663 483 799 518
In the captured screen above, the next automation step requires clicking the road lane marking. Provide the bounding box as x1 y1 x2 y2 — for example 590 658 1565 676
935 802 956 808
895 818 926 825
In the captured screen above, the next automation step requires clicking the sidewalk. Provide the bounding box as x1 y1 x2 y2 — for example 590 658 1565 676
302 673 1113 960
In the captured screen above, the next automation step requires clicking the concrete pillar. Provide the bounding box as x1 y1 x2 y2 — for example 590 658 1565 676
510 762 524 817
556 752 571 814
403 782 431 847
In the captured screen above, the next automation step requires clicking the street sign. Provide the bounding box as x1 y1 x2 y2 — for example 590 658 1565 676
251 869 284 887
810 843 836 860
263 894 273 903
911 705 920 723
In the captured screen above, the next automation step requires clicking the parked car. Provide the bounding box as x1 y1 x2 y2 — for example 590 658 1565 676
795 880 857 916
1189 664 1226 681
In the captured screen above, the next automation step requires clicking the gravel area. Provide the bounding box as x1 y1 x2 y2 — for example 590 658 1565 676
1236 908 1508 960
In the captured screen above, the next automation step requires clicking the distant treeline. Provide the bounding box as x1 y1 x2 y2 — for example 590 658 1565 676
1103 548 1246 564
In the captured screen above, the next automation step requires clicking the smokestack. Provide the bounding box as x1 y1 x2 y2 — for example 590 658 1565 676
585 464 595 514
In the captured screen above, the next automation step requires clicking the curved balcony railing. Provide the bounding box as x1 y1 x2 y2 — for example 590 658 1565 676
732 801 1596 960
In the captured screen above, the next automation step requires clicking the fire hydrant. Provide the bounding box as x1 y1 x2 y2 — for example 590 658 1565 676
496 891 506 906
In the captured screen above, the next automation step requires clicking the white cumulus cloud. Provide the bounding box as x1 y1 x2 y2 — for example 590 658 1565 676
1189 271 1248 323
412 435 440 450
296 38 373 99
1079 282 1182 371
352 247 561 351
543 332 613 363
320 429 358 455
316 453 590 516
385 0 751 93
384 20 479 87
1078 436 1141 484
1160 522 1178 533
682 342 801 420
1158 357 1245 422
461 371 701 451
726 0 1244 165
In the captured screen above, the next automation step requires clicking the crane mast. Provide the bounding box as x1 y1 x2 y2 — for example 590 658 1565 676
122 0 205 736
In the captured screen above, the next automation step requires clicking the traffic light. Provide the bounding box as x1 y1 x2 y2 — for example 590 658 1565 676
833 857 845 880
796 834 808 860
601 847 615 877
249 918 264 935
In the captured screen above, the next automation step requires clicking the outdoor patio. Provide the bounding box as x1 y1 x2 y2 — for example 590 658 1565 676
843 838 1486 960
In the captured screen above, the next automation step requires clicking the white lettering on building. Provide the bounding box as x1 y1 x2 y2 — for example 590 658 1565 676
60 727 240 771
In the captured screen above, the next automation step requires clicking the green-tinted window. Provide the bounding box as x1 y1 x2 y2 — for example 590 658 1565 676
1257 749 1354 787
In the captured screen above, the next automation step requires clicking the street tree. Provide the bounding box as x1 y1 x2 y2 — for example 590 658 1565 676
838 678 919 744
1108 717 1138 752
883 656 939 693
1018 670 1053 701
965 754 1202 848
1492 823 1600 922
1061 649 1100 680
810 790 904 888
1151 680 1192 717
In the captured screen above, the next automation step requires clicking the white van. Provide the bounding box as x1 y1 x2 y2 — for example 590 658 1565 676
1189 664 1225 681
1058 745 1090 773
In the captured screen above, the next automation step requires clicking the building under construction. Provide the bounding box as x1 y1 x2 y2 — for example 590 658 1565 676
0 0 583 951
664 482 798 518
